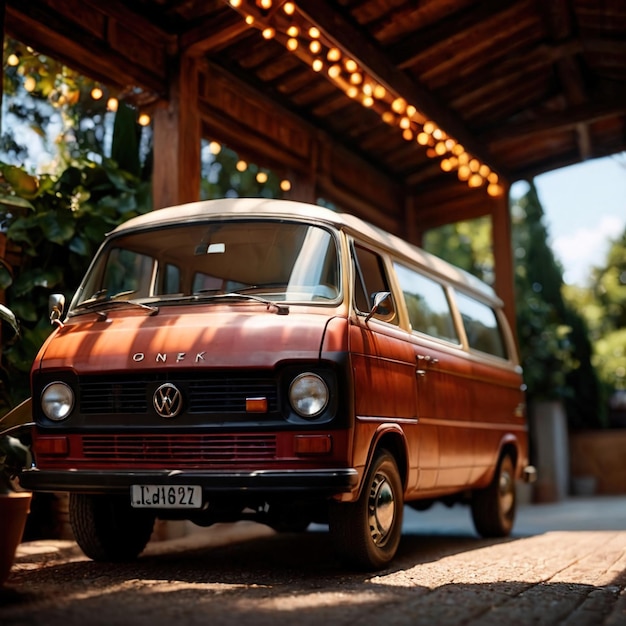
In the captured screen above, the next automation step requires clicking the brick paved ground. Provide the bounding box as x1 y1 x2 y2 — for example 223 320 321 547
1 497 625 626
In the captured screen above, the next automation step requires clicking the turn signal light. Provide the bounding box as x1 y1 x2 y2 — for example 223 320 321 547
36 436 69 456
246 397 268 413
294 434 332 455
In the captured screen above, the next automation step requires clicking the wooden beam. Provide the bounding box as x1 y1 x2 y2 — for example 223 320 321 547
5 1 167 96
484 95 626 146
180 12 249 56
295 0 508 179
388 0 528 70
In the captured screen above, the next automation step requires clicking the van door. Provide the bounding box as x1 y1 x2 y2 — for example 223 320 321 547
393 263 474 491
348 243 419 487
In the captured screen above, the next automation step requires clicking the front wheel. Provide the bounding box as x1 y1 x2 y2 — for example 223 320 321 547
70 493 155 562
329 449 403 570
471 453 517 538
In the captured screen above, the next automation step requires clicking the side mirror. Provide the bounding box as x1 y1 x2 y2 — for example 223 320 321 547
49 294 66 327
365 291 392 323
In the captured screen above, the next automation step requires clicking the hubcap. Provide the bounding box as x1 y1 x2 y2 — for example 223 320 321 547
367 471 395 546
499 468 514 515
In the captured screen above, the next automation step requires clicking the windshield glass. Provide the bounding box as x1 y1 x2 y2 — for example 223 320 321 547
71 220 341 310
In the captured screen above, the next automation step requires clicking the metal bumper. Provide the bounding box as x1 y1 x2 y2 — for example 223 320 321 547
19 467 359 496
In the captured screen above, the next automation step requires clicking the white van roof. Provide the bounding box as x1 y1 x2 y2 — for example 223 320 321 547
111 198 499 302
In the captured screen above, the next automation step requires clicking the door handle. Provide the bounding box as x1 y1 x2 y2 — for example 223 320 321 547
416 354 439 365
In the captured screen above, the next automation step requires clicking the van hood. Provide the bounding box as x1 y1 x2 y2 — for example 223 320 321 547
35 306 341 374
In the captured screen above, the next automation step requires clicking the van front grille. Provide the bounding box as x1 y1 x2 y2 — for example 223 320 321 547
81 433 277 465
78 374 279 415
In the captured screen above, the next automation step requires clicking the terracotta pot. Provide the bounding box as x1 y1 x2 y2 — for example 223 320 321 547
0 491 32 586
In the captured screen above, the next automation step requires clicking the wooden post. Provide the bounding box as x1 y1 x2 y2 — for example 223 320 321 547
152 53 201 210
491 183 517 340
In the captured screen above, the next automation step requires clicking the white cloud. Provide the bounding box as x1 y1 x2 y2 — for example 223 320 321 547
552 214 624 286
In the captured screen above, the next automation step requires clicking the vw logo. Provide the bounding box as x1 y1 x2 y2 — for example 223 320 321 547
153 383 183 418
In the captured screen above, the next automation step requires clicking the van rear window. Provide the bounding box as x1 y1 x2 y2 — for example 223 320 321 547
454 291 507 358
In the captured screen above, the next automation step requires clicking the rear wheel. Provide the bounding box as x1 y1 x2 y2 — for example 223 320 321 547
70 493 155 562
329 449 403 570
471 453 516 538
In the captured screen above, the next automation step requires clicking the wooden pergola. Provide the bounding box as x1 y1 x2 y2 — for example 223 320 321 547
2 0 626 327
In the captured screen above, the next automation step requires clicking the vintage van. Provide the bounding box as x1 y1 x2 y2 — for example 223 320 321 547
20 197 535 569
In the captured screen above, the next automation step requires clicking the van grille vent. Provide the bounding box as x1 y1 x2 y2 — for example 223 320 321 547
81 433 277 464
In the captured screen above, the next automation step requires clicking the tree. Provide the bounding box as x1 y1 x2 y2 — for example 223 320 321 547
585 228 626 394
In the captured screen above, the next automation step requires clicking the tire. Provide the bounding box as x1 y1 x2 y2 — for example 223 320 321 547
329 449 403 570
70 493 155 562
471 453 516 538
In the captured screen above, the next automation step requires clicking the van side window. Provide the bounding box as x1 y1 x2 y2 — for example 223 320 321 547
455 291 507 358
353 244 397 324
394 263 458 343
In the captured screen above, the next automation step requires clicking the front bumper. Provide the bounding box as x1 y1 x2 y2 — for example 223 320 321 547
19 467 359 496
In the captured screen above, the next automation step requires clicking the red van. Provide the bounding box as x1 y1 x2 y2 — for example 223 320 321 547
21 198 535 569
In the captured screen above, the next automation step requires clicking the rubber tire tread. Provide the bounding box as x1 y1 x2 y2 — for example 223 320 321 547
471 453 516 538
329 449 403 571
70 493 155 562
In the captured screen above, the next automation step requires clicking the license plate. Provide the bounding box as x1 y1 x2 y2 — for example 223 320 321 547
131 485 202 509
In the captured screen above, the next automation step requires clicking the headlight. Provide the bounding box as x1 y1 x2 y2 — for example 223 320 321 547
289 373 329 418
41 382 75 421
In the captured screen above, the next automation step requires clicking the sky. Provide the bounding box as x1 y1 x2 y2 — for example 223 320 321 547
511 153 626 287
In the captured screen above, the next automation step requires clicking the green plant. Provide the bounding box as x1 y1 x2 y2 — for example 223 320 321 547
0 303 31 493
0 160 152 412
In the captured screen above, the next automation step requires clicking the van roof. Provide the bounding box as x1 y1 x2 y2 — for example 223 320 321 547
111 198 499 302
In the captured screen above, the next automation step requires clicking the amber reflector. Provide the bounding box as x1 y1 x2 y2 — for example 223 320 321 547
36 436 69 456
294 435 332 455
246 397 268 413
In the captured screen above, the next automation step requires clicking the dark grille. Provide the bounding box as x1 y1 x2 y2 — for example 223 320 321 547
80 380 147 414
78 374 279 415
82 433 277 464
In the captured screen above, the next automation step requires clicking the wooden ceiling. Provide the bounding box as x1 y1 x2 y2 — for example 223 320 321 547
4 0 626 229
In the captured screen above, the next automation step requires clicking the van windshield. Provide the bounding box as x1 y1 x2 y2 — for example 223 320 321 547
71 220 341 311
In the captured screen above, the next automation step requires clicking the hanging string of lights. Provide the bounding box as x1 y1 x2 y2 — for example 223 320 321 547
226 0 504 197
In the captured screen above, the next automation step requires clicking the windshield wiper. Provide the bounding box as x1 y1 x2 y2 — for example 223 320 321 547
71 299 159 318
193 292 289 315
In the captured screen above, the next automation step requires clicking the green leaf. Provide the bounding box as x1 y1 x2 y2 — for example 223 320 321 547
0 195 35 212
39 211 76 244
68 234 90 256
0 264 13 290
12 267 64 297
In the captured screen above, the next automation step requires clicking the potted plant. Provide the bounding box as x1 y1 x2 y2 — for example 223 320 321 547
0 302 33 586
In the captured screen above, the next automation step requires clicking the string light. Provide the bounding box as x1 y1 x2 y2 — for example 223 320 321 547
256 171 268 183
7 54 19 66
208 141 222 155
225 1 503 196
236 160 248 172
280 179 292 191
107 97 118 112
91 86 103 100
138 113 151 126
309 40 321 54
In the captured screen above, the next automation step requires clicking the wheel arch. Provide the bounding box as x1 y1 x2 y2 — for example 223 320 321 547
365 425 409 493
